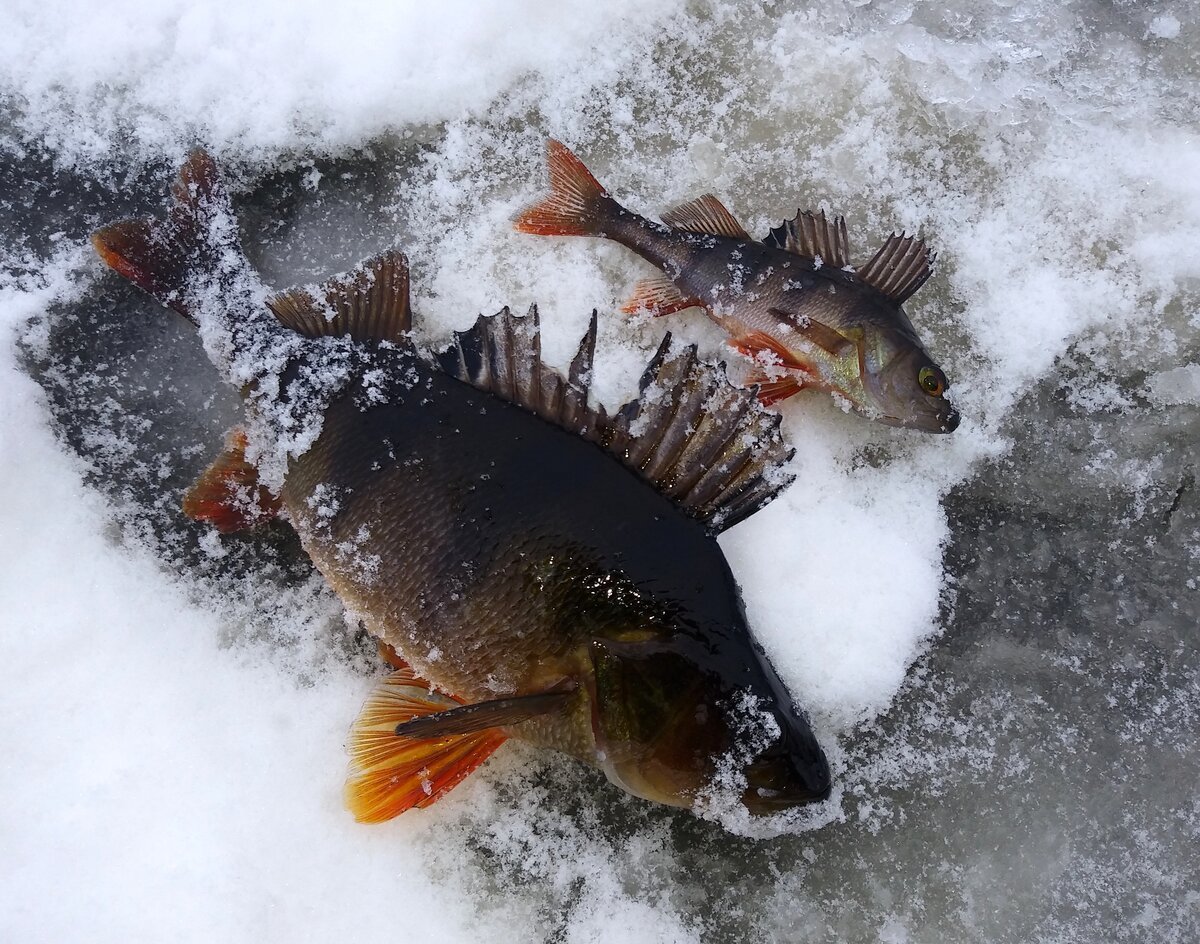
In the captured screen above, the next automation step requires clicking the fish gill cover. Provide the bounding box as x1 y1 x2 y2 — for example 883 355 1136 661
1 1 1198 942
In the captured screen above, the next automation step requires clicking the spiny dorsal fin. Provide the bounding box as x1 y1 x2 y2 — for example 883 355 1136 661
267 251 412 344
855 233 936 303
764 210 850 268
661 194 750 240
437 308 794 532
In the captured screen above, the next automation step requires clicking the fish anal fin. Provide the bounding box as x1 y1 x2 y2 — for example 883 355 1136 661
660 194 750 240
267 251 412 344
182 428 281 533
855 233 936 303
620 275 702 317
763 209 850 269
345 668 508 823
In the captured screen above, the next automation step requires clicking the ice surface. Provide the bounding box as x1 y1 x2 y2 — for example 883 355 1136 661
2 0 1199 941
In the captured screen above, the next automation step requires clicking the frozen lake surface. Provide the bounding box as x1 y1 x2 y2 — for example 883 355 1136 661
2 1 1197 940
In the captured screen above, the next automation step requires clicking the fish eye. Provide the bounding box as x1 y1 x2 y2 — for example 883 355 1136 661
918 366 946 397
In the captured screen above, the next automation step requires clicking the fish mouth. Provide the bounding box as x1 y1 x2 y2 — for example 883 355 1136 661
741 779 832 814
741 750 833 814
871 404 960 433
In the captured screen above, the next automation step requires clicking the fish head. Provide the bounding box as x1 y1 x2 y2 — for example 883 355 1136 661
587 634 831 814
859 328 959 433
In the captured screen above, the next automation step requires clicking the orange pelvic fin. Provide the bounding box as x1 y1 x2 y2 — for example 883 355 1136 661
182 428 281 533
747 373 805 406
620 275 701 317
514 139 620 238
345 668 509 823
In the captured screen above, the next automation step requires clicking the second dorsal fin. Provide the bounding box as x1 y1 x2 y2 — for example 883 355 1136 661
855 233 936 303
661 194 750 240
267 251 413 344
764 209 850 268
437 307 794 532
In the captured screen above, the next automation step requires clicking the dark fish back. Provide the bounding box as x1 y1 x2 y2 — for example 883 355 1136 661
283 345 747 700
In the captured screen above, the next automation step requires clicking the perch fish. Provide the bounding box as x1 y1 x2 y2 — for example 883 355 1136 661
516 139 959 433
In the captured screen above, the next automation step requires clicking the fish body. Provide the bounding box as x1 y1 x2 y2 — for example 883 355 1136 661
516 140 960 433
92 151 832 821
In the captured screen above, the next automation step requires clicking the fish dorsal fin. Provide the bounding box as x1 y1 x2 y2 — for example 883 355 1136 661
437 305 609 440
764 210 850 268
437 307 794 532
267 251 413 343
661 194 750 240
855 233 936 303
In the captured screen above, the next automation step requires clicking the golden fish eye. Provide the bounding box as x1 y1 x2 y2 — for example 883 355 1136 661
918 366 945 397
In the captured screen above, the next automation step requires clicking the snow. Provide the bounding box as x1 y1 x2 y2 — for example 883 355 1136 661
3 0 1199 940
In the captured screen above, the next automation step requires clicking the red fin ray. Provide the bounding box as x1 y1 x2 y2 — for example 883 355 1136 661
732 330 806 371
749 375 805 406
182 428 281 533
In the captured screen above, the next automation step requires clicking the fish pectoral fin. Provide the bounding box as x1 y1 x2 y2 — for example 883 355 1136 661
855 233 936 303
766 310 857 359
393 687 576 739
182 427 281 533
620 275 702 317
377 640 411 671
660 194 750 240
267 251 413 344
345 672 575 823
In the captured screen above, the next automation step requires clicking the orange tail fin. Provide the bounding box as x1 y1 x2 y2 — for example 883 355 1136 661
91 149 244 323
514 139 621 238
344 668 507 823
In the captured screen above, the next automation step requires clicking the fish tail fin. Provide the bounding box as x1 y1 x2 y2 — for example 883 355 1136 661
514 138 622 238
344 668 508 823
91 148 244 323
